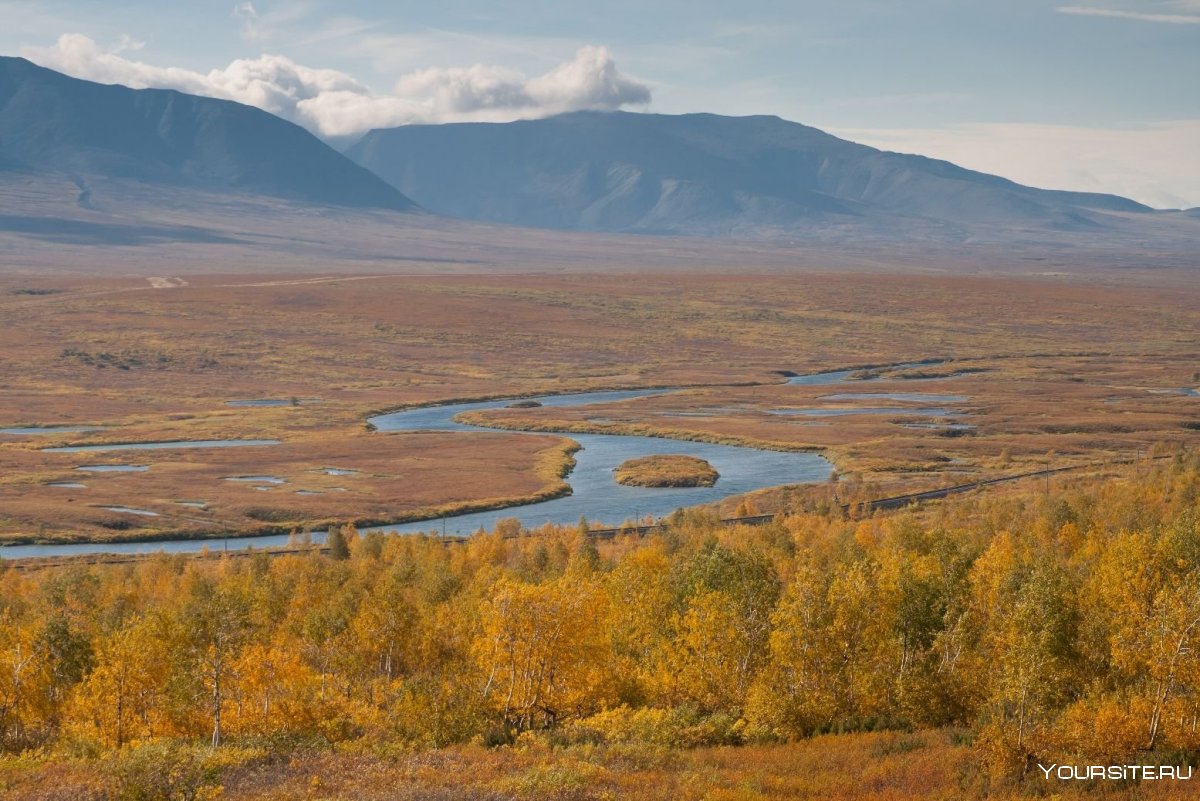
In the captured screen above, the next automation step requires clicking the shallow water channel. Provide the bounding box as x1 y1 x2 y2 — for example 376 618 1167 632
2 374 875 558
45 439 280 453
362 388 831 538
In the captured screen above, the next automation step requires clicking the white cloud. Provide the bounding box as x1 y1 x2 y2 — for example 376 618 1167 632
19 34 651 138
112 34 144 55
1057 4 1200 24
832 120 1200 209
234 2 260 40
389 44 650 117
21 34 217 97
528 44 651 110
234 1 324 43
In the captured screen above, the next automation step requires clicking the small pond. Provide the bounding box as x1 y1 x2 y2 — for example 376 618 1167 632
76 465 149 473
224 475 287 484
101 506 159 517
46 439 280 453
1 426 101 436
772 407 964 418
819 393 968 403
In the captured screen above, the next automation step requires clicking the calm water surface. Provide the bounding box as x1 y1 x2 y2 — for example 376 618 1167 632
4 381 845 558
45 439 280 453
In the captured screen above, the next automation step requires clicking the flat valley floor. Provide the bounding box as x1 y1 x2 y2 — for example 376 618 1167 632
1 267 1197 546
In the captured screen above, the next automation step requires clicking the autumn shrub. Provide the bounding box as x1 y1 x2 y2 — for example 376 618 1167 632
867 732 927 758
701 789 769 801
569 707 672 745
1050 695 1147 763
568 706 745 748
106 740 221 801
544 723 606 748
382 675 492 748
496 758 610 796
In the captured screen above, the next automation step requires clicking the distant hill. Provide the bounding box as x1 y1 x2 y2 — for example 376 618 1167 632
347 111 1159 240
0 57 415 212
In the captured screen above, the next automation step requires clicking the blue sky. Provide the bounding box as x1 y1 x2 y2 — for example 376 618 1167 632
3 0 1198 206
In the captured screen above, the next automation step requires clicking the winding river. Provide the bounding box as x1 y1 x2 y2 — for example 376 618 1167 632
362 388 831 537
1 368 920 559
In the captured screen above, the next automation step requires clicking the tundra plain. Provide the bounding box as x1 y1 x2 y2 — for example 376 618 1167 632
1 268 1197 545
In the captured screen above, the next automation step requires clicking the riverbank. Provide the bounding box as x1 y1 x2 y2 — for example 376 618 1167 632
0 433 580 549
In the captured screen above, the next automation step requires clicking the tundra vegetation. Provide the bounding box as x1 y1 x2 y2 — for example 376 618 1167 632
1 271 1198 544
1 453 1199 799
614 455 719 488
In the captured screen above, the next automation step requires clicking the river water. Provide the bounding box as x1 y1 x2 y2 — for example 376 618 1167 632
1 377 862 558
362 388 831 537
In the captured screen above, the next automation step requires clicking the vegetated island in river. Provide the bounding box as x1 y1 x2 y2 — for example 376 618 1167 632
613 454 719 488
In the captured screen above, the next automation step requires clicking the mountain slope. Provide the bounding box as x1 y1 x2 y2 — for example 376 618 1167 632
346 111 1155 239
0 57 415 212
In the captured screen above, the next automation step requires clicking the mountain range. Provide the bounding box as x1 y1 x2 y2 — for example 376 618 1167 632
0 54 1196 254
347 111 1167 240
0 56 414 213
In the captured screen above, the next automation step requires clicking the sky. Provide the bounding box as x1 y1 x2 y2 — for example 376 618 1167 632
2 0 1198 208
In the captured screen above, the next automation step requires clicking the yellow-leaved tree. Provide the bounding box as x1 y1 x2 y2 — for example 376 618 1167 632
0 612 51 750
64 615 171 747
475 576 611 733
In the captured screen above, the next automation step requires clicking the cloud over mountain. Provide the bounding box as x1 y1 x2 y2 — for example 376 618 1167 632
20 35 651 138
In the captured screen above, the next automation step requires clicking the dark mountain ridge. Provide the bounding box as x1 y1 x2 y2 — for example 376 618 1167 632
0 56 415 212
